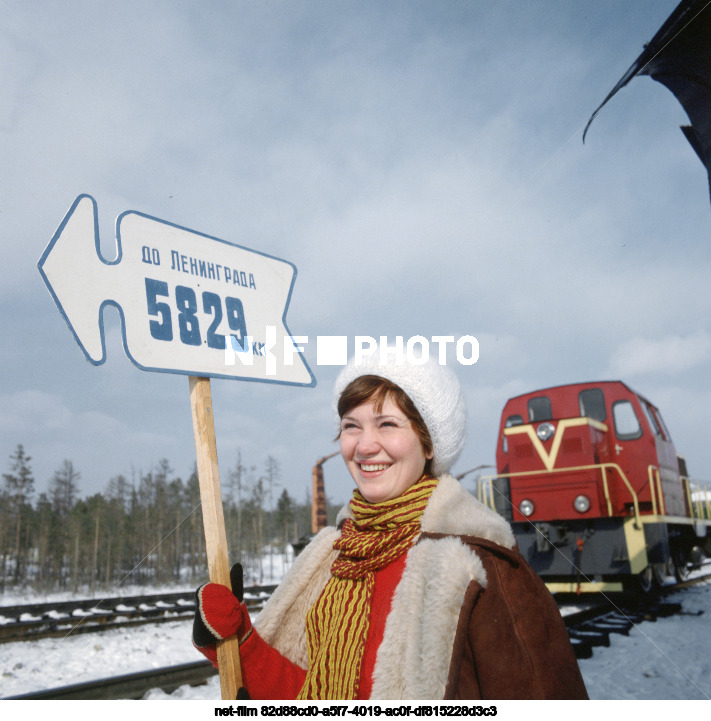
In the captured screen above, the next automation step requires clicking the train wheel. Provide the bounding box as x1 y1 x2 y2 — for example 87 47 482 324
628 566 654 594
672 550 691 583
652 562 670 588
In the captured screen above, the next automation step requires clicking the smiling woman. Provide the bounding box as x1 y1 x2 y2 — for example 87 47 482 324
192 354 588 700
338 376 433 503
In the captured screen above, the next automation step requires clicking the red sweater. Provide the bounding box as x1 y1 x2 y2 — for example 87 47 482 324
238 552 408 699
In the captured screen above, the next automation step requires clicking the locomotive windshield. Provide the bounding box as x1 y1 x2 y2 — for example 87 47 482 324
578 388 606 422
612 400 642 440
527 396 552 422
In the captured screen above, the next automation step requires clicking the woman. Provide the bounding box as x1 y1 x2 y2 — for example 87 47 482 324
193 355 588 699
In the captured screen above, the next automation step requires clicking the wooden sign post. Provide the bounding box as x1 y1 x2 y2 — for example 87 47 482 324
38 195 315 700
189 375 243 699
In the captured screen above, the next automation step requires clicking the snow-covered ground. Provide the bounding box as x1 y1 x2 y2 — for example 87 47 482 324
577 577 711 699
2 570 710 702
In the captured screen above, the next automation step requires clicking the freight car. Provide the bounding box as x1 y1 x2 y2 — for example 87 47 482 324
478 381 711 593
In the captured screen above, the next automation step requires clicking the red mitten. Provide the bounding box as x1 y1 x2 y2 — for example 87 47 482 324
192 563 251 663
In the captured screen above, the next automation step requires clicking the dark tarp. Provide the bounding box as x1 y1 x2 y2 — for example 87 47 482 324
584 0 711 202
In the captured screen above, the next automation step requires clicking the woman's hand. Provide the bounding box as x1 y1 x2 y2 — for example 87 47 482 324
192 563 252 656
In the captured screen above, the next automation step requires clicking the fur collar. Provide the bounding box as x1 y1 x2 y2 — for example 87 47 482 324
255 474 516 699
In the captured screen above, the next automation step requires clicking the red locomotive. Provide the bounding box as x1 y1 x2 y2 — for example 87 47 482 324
481 381 711 593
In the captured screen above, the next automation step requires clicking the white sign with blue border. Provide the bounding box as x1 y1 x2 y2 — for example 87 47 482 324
38 194 315 386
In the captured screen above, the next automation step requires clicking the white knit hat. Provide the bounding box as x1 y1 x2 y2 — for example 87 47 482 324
333 353 467 476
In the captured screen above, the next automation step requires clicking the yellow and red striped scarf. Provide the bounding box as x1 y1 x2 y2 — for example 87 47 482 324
297 475 438 700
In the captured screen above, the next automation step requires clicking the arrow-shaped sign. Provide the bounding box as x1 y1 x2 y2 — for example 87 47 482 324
38 195 314 386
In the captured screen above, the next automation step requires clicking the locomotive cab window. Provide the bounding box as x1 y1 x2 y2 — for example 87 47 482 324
527 396 552 422
579 388 606 422
655 409 672 441
502 415 524 453
642 402 662 437
612 400 642 441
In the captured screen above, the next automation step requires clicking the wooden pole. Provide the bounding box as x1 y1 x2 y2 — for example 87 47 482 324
189 375 243 700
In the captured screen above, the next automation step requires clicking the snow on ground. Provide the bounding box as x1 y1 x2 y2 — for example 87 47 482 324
0 616 204 698
2 569 711 701
578 578 711 700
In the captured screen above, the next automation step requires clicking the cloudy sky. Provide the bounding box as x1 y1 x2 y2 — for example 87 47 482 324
1 0 710 511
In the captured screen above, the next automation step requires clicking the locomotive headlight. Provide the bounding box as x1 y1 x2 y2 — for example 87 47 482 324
573 495 591 513
519 499 535 517
536 422 555 441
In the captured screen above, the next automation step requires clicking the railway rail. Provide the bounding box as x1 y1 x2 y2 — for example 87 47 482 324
7 570 711 701
557 566 711 658
561 598 682 659
0 584 277 644
5 659 217 700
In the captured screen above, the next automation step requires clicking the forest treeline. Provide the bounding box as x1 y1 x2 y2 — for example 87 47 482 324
0 444 339 596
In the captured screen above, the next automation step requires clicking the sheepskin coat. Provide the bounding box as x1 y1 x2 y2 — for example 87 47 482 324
253 474 587 700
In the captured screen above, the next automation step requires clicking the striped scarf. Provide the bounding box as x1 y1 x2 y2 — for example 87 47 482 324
297 475 438 700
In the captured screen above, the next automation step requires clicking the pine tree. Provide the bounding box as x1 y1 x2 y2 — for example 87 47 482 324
251 474 266 582
275 487 296 568
228 451 253 565
2 445 35 581
49 459 80 516
47 460 81 587
263 455 281 581
185 467 205 581
34 492 53 590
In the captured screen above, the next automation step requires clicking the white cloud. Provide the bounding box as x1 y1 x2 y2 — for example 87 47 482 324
607 331 711 377
0 390 73 432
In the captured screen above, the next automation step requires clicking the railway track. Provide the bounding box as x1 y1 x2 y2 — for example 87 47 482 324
5 659 217 700
6 571 711 700
3 601 674 700
0 584 277 644
558 568 711 659
562 598 682 659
